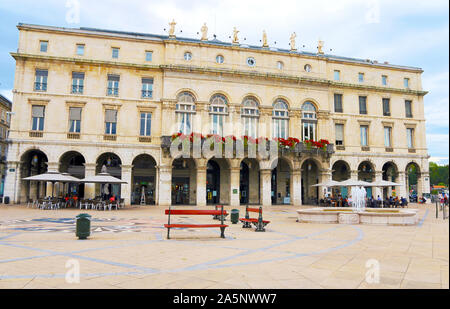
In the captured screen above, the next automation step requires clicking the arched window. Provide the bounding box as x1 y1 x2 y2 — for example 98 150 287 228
176 91 196 134
272 99 289 139
209 94 228 136
301 101 317 141
241 96 259 138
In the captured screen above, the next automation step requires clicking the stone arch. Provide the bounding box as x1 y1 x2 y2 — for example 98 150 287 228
271 96 292 109
131 154 157 205
239 93 262 106
175 88 198 101
208 91 232 104
332 160 350 181
299 98 320 111
19 148 49 202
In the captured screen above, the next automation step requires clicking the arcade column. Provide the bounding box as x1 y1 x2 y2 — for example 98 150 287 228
260 169 272 207
157 165 172 206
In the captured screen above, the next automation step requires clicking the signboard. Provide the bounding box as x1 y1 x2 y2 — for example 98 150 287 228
232 189 238 194
283 197 290 204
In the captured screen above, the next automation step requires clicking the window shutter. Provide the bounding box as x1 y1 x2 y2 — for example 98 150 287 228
107 74 120 82
32 106 45 117
69 107 82 120
142 78 153 84
105 109 117 122
335 124 344 141
72 72 85 79
36 70 48 77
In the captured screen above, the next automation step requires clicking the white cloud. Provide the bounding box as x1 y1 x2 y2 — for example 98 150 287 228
0 89 13 101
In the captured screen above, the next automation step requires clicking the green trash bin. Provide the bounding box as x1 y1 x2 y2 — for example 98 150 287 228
76 213 92 239
230 209 239 224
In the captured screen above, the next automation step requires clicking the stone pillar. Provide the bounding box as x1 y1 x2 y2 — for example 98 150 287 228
350 170 358 180
291 170 302 206
154 167 159 205
229 167 240 206
196 166 207 206
397 171 407 199
46 162 59 197
319 169 332 199
421 172 430 194
3 161 20 203
121 165 132 205
158 165 172 206
83 163 96 199
374 171 383 199
260 169 272 206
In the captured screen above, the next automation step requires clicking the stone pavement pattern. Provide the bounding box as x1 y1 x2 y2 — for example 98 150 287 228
0 203 447 289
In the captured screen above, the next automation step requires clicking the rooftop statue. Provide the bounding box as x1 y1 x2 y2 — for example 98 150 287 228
262 30 268 47
201 23 208 41
290 32 297 51
318 39 324 54
232 27 239 44
168 19 176 38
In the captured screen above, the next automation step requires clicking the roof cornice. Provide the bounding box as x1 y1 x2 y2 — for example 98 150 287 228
17 23 424 73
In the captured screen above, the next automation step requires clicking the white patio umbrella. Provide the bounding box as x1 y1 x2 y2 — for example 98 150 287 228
370 179 401 186
22 171 80 197
79 172 127 184
311 180 342 187
338 179 373 187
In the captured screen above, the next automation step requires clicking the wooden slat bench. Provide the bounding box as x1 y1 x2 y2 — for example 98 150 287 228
239 205 270 232
164 208 229 239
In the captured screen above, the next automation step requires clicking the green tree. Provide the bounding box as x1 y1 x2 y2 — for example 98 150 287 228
429 162 449 186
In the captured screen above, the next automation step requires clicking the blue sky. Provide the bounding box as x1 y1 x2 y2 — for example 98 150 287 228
0 0 448 164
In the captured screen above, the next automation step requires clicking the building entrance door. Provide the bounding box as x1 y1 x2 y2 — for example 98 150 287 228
240 162 249 204
171 177 189 205
206 161 220 205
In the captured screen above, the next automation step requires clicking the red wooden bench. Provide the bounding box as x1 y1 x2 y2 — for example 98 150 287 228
212 205 228 220
164 208 229 239
239 205 270 232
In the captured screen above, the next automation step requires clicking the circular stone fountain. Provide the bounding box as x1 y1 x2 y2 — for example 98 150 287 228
297 208 419 226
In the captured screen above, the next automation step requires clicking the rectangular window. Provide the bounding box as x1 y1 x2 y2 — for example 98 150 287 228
382 75 387 86
107 74 120 96
34 69 48 91
31 105 45 131
40 41 48 52
105 109 117 135
334 70 340 81
358 73 364 83
145 51 153 61
335 124 344 146
69 107 82 133
303 122 316 141
76 44 85 56
112 47 119 59
404 78 410 88
72 72 84 94
405 100 412 118
407 128 414 148
384 127 392 147
140 112 151 136
382 98 390 116
334 94 343 113
272 118 288 139
178 112 193 135
359 96 367 114
360 125 368 146
141 78 153 98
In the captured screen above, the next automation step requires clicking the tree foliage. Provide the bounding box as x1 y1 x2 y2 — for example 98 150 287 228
429 162 449 186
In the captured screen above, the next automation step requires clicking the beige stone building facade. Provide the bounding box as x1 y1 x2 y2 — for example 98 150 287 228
0 94 12 197
4 23 430 206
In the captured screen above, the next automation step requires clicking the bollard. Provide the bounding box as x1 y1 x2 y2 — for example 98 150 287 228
436 201 438 219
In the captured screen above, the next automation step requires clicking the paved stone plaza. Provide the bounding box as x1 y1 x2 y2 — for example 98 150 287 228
0 203 448 289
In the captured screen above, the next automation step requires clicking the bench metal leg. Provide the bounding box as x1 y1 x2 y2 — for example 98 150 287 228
255 220 265 232
220 227 225 238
